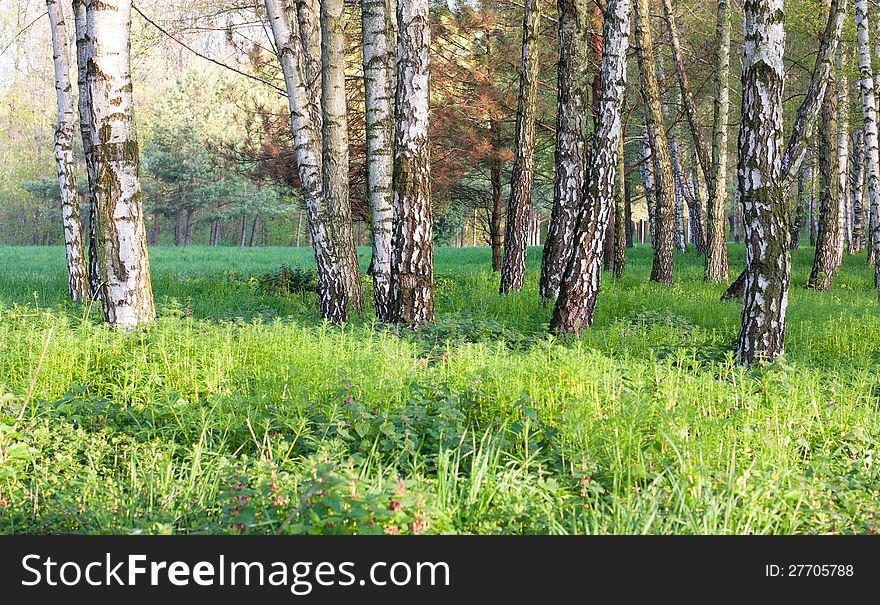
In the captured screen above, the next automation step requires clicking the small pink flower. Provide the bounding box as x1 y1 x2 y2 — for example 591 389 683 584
389 499 402 512
345 396 354 404
384 525 399 535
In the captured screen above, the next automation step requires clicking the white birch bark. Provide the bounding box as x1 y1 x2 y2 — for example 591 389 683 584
735 0 787 364
85 0 154 328
391 0 434 325
836 47 850 267
265 0 348 322
47 0 88 301
361 0 397 320
856 0 880 288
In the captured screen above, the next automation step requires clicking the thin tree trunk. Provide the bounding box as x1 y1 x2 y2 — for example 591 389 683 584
322 0 362 310
72 0 100 300
85 0 155 328
174 209 182 246
809 71 841 291
240 214 247 247
856 0 880 284
489 143 504 272
500 0 541 294
540 0 591 302
634 0 675 284
362 0 396 320
791 159 809 249
295 210 303 247
809 151 818 245
550 0 631 333
640 136 656 245
614 132 627 276
836 47 850 268
624 173 634 248
391 0 434 326
265 0 348 323
249 213 260 248
705 0 731 281
851 127 866 251
184 208 194 248
153 211 161 246
47 0 88 301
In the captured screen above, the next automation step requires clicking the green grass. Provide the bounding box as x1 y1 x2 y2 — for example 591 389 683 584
1 244 879 534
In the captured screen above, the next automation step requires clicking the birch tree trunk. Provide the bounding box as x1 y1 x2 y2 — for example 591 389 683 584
736 0 788 364
836 47 850 268
791 159 809 249
72 0 100 300
613 132 627 276
851 127 866 251
47 0 88 302
391 0 434 326
809 72 841 291
550 0 631 333
500 0 541 294
540 0 591 301
85 0 155 329
856 0 880 284
706 0 732 282
322 0 362 310
265 0 348 323
362 0 396 321
634 0 675 284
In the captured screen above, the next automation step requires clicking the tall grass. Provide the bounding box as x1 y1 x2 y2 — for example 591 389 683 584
0 244 878 534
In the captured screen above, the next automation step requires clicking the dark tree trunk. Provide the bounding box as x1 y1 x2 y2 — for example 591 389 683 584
500 0 541 294
490 151 504 272
184 208 194 249
808 72 841 291
250 214 260 248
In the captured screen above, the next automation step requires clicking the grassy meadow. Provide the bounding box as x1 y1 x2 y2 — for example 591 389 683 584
0 244 879 534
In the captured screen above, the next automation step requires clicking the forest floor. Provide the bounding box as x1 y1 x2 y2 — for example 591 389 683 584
1 244 879 534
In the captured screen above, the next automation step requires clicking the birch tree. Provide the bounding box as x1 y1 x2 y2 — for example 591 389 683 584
835 48 850 268
265 0 348 322
851 126 866 251
84 0 155 328
550 0 631 333
362 0 396 320
540 0 591 302
72 0 99 299
391 0 434 325
322 0 363 310
634 0 675 284
47 0 88 302
856 0 880 287
500 0 541 294
735 0 787 364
